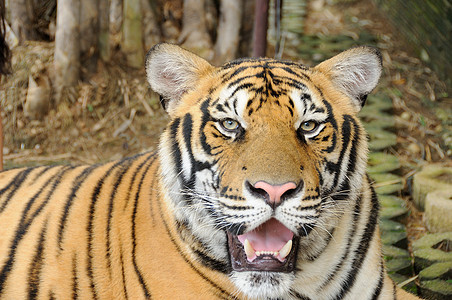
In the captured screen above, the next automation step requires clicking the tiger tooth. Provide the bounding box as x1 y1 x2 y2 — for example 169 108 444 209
244 239 255 258
279 240 293 259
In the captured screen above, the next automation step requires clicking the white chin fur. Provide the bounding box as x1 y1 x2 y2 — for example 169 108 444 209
231 271 295 299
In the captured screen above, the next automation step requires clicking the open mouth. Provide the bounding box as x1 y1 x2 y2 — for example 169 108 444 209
227 218 298 272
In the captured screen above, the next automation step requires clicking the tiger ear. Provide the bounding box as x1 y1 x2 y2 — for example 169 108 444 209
145 43 213 113
315 46 382 111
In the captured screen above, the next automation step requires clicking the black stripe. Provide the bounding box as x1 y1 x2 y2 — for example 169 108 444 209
223 66 307 91
200 99 213 155
332 187 380 299
170 117 183 181
322 99 338 154
156 187 231 299
194 250 229 274
182 113 195 183
106 156 140 277
219 201 253 211
280 66 311 82
371 260 385 300
332 115 353 190
120 245 129 300
221 57 303 70
173 220 229 273
331 116 362 203
232 98 239 115
222 65 251 83
25 166 75 224
181 113 212 193
0 166 71 294
123 152 157 211
147 165 161 226
318 194 363 289
72 253 78 300
306 227 336 261
291 290 312 300
283 79 309 91
131 155 158 298
218 60 309 96
220 57 263 69
86 158 135 300
393 281 397 300
344 115 361 179
215 104 225 113
0 167 35 213
27 219 48 299
31 165 56 183
224 99 230 109
325 114 361 203
58 165 98 250
229 82 254 98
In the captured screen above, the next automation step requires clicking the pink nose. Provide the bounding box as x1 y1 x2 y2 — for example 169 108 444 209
254 181 297 205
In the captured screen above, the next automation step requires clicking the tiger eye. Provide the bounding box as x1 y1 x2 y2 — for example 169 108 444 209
300 121 317 132
221 119 240 131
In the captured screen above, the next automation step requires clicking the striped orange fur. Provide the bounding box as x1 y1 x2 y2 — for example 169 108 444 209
0 43 420 299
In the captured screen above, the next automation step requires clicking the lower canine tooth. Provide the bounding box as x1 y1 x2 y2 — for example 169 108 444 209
244 239 255 258
279 240 293 259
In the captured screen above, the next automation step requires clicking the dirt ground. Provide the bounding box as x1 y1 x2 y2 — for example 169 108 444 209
1 0 450 245
1 43 168 167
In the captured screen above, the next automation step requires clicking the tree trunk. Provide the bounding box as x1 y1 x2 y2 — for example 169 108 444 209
252 0 269 57
110 0 122 34
213 0 242 65
274 0 283 59
9 0 35 43
122 0 144 68
1 0 11 74
80 0 99 73
237 0 255 58
109 0 122 48
161 0 181 43
141 0 160 51
99 0 110 61
54 0 80 103
179 0 212 59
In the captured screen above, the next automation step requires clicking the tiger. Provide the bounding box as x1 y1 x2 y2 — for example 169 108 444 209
0 43 420 299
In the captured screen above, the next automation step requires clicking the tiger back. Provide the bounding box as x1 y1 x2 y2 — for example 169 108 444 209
0 43 420 299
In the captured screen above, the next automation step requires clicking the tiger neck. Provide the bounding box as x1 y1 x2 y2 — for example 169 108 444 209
130 162 237 297
290 175 385 297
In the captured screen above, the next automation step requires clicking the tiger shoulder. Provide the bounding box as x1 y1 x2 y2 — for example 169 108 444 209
0 43 421 299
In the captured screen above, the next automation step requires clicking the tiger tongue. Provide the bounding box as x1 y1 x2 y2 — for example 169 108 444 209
237 218 294 260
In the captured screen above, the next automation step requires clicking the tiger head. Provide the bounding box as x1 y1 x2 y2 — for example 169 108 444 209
146 43 382 299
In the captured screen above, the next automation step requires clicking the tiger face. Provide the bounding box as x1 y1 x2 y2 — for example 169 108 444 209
146 44 382 299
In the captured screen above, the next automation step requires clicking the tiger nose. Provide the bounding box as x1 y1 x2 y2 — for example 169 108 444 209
249 181 299 208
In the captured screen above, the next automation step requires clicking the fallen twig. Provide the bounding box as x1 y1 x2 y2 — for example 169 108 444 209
139 97 155 117
113 108 136 137
373 179 403 188
427 139 445 159
397 275 418 288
